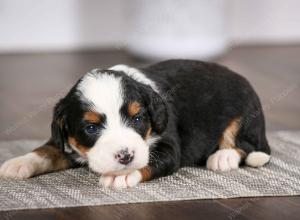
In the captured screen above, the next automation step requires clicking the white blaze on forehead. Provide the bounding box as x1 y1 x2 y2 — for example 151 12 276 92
77 72 123 127
109 64 159 93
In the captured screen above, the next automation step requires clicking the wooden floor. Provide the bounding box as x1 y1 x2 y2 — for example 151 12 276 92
0 45 300 219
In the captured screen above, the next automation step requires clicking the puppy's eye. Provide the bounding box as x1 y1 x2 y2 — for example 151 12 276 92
85 124 100 134
133 116 142 124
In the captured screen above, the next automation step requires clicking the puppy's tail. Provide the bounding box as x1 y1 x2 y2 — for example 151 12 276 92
245 151 271 167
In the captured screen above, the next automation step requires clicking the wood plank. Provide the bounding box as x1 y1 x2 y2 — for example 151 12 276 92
0 200 251 220
219 196 300 220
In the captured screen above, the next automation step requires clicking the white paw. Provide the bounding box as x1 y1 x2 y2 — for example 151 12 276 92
99 170 142 189
245 151 270 167
0 153 47 179
207 149 241 172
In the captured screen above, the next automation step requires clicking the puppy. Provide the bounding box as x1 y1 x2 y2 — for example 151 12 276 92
0 60 271 188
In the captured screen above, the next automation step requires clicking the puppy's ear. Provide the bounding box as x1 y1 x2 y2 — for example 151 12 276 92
146 89 168 134
51 99 68 151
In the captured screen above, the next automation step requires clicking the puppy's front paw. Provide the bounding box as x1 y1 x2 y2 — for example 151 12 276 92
207 149 241 172
0 153 46 179
99 170 142 189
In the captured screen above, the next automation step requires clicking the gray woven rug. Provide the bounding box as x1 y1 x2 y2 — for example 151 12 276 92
0 131 300 211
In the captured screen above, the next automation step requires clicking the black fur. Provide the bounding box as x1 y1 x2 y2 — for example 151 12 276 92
142 60 270 171
51 59 270 180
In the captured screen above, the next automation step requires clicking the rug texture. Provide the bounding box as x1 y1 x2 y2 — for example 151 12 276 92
0 131 300 211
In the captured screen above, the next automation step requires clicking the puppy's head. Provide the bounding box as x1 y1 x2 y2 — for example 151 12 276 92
51 69 167 175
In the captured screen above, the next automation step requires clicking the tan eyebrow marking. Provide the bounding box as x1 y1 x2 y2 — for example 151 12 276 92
128 101 141 116
84 111 101 123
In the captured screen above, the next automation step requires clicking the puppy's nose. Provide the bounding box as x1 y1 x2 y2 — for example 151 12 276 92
115 148 134 165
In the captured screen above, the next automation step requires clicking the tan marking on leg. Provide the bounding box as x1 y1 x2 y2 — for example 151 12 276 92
219 117 241 149
139 166 152 182
33 144 70 171
84 111 101 123
68 137 90 155
218 117 247 159
128 101 141 117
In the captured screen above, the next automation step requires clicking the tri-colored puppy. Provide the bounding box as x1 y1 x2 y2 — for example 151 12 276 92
0 60 271 188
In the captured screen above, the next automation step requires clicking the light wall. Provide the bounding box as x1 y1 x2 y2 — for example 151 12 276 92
0 0 124 52
229 0 300 44
0 0 299 53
